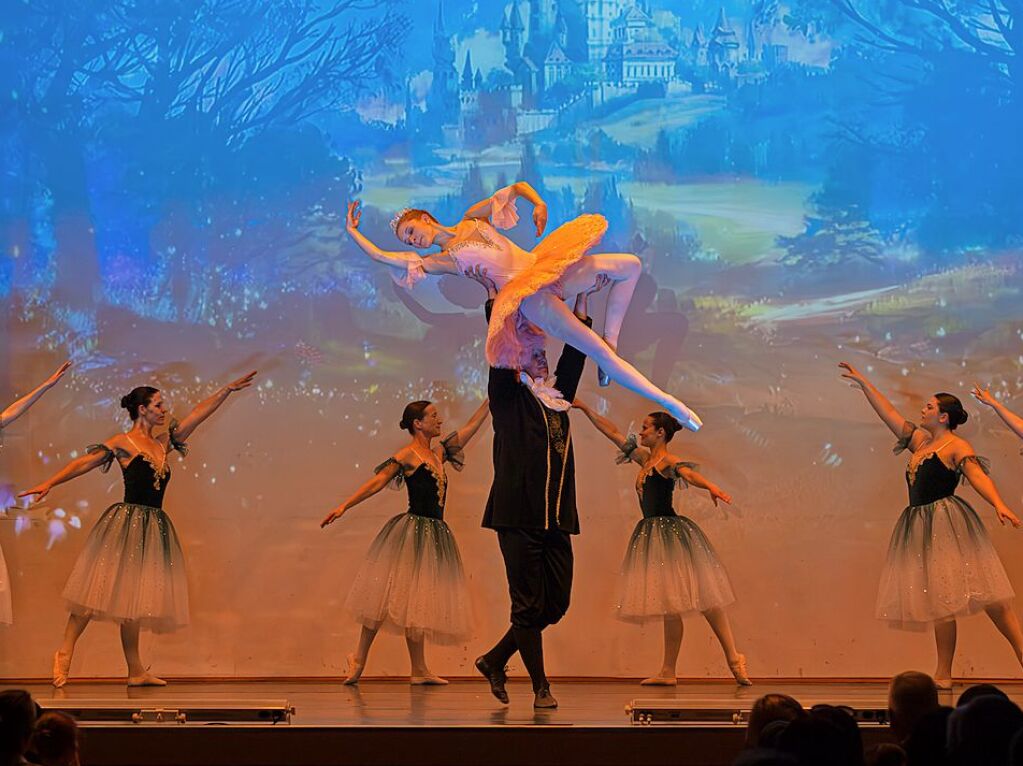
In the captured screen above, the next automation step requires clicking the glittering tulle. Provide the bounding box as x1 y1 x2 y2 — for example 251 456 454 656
62 503 189 633
485 214 608 369
0 543 11 625
617 516 735 620
345 513 471 644
877 495 1014 629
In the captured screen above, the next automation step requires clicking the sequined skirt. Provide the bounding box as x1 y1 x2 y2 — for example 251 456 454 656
0 543 11 625
344 512 471 644
877 495 1015 628
62 502 189 633
618 515 735 620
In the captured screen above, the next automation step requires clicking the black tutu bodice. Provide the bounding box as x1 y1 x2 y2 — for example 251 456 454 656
636 469 679 519
87 442 179 509
404 463 446 520
906 453 958 506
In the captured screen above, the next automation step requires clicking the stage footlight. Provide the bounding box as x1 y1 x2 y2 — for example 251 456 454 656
38 698 295 725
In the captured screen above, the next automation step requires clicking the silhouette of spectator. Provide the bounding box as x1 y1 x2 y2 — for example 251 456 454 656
29 712 80 766
746 694 808 748
0 690 39 766
947 694 1023 766
888 671 940 744
903 706 952 766
956 683 1010 708
865 743 906 766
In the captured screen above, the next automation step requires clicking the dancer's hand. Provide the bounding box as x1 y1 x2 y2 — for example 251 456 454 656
464 265 498 299
996 505 1021 528
838 362 869 391
585 274 611 296
224 371 257 393
971 385 998 408
18 483 51 502
320 506 346 527
346 201 362 233
533 203 548 237
44 361 72 388
708 486 732 506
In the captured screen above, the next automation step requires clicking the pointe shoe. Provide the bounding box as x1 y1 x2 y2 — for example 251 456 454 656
52 651 71 688
669 400 702 432
640 675 677 686
410 673 449 686
127 673 167 687
343 653 365 686
729 654 753 686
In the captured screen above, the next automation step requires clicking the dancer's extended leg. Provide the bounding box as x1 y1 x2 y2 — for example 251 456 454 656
564 254 642 387
122 620 166 686
984 601 1023 669
53 612 90 687
345 624 378 685
520 292 701 430
703 607 752 685
934 618 957 689
642 616 683 685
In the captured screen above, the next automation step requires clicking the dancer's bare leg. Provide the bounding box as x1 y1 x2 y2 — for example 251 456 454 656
406 631 448 685
563 254 642 386
704 607 752 685
934 618 957 689
53 613 90 687
520 292 701 430
642 615 683 685
984 601 1023 669
122 621 165 686
345 624 378 685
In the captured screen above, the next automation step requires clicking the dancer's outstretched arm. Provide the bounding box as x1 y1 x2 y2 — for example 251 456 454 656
571 399 633 453
446 400 490 451
973 385 1023 441
18 445 115 502
952 444 1021 527
346 201 456 277
171 371 257 444
673 462 732 506
838 362 918 443
0 361 71 430
320 459 403 527
462 182 548 236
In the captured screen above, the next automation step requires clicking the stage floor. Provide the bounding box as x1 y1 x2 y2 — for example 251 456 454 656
5 678 1022 766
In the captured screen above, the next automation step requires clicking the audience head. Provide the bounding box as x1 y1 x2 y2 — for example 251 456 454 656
865 743 906 766
746 694 808 748
776 705 863 766
888 671 940 742
0 690 38 764
947 694 1023 766
902 706 953 766
956 683 1009 708
29 711 80 766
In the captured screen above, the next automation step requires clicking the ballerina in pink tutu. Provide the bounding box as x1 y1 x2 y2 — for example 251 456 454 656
345 181 701 432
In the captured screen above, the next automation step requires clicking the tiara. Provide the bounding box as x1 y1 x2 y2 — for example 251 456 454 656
390 208 414 234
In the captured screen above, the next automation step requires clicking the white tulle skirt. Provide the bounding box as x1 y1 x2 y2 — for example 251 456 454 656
0 543 11 625
617 515 736 621
344 513 471 644
62 503 190 633
877 495 1015 628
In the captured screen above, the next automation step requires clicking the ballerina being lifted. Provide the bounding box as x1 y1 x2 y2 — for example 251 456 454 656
344 182 701 431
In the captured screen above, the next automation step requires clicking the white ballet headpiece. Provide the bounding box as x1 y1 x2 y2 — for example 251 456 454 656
390 208 414 234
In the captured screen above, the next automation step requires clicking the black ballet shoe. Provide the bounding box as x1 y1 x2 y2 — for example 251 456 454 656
533 684 558 709
474 655 509 704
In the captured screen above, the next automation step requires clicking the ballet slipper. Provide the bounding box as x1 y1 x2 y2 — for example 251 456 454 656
934 676 953 691
343 652 365 685
127 673 167 687
640 675 677 686
410 673 449 686
52 651 71 688
728 654 753 686
667 398 702 432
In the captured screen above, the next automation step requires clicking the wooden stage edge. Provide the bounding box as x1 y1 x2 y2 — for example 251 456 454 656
4 678 1023 766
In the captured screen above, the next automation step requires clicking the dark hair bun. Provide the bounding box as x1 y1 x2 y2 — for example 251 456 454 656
935 392 968 430
120 395 131 409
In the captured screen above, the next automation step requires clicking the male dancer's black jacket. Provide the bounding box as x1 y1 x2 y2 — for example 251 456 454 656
482 299 588 629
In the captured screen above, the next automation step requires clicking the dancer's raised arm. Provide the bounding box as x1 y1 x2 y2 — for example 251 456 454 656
444 400 490 453
572 399 633 453
839 362 918 443
320 459 403 528
347 201 456 279
0 361 71 430
170 371 257 444
973 385 1023 442
462 182 548 237
949 443 1021 527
